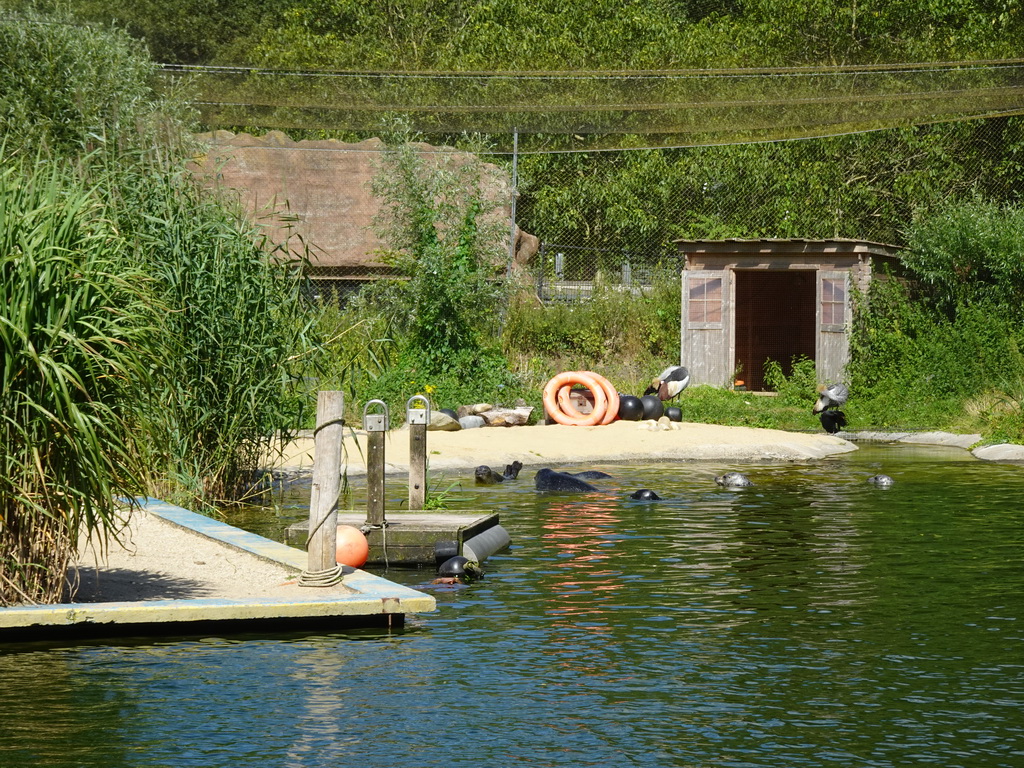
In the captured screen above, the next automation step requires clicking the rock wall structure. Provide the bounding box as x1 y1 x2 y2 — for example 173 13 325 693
191 130 539 278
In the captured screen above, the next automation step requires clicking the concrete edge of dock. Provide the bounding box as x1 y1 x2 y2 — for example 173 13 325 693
0 498 437 643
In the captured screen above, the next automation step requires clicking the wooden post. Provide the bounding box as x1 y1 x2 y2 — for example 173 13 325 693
409 424 426 510
363 399 389 528
366 431 386 526
407 396 430 510
307 391 345 573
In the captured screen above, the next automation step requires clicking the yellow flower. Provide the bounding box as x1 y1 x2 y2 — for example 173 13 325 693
424 384 436 395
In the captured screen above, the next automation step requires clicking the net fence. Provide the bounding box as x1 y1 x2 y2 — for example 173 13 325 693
198 118 1024 304
165 61 1024 147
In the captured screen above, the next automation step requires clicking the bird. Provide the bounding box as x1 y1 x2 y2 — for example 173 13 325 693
812 382 849 433
819 409 847 434
812 382 848 433
644 365 691 401
812 382 849 414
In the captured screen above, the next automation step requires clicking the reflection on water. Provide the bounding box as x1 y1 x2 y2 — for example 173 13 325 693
2 445 1023 767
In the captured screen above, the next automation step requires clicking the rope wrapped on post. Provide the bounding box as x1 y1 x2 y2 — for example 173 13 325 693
299 491 348 587
297 564 346 587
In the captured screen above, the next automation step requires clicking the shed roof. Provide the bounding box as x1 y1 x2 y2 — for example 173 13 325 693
673 237 903 258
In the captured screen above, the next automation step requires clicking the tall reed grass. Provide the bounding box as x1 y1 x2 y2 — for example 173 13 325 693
0 158 153 605
103 159 319 510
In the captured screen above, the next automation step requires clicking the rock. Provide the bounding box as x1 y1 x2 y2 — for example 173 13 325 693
896 431 981 449
973 443 1024 462
459 415 486 429
428 411 462 431
470 403 493 414
480 406 534 427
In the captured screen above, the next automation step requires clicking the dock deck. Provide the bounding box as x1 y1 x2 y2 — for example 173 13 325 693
0 499 436 643
287 510 512 566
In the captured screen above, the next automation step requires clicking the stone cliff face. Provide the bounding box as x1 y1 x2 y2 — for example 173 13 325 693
191 130 538 276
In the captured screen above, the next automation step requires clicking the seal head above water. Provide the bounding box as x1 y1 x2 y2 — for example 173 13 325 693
629 488 662 501
715 472 753 488
475 461 524 485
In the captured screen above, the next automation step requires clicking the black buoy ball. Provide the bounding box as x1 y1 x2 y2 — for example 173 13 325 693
617 395 645 421
641 394 664 420
665 406 682 422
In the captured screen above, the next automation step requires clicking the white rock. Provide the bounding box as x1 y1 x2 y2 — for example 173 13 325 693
427 411 461 431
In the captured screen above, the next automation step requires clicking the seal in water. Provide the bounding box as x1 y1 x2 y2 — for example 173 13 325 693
534 468 601 492
566 470 612 480
474 461 524 485
629 488 662 500
715 472 753 488
867 474 894 486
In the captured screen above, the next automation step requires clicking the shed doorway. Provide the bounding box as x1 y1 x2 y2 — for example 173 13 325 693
733 270 816 391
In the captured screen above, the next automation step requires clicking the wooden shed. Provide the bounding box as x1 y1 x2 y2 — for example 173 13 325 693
675 238 902 391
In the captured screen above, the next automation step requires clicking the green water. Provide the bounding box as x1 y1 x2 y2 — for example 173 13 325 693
2 444 1022 767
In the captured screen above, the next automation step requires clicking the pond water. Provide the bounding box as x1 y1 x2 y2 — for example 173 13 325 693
2 444 1022 768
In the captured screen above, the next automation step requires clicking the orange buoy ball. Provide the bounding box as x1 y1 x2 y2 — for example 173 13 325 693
335 525 369 568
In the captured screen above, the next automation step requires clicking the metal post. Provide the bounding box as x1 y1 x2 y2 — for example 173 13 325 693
499 127 520 334
363 400 389 527
505 127 519 279
406 395 431 510
307 391 345 574
537 241 547 302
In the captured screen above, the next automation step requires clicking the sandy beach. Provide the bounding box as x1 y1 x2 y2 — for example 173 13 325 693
267 419 858 476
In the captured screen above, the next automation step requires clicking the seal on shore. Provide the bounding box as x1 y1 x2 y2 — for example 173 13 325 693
715 472 753 488
535 468 602 492
474 461 524 485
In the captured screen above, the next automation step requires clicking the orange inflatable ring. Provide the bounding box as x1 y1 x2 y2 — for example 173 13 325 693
575 371 619 426
543 371 620 426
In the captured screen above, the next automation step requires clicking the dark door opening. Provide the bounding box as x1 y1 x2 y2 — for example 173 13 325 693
734 270 816 391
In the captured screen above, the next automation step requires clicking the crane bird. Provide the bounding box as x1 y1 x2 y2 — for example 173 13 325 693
644 365 691 401
813 383 849 434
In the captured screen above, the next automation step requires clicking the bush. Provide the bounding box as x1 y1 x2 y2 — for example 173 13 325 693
904 198 1024 323
502 265 681 368
847 204 1024 439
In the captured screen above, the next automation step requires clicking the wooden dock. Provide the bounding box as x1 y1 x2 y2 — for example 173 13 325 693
286 511 510 567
